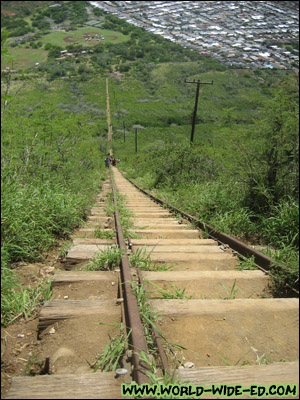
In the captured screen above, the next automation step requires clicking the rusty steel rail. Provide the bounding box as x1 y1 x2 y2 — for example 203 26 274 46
126 177 299 296
110 173 151 386
136 267 170 376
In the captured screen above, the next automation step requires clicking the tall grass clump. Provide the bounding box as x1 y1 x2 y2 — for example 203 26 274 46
94 323 130 372
258 197 299 249
1 260 52 327
1 172 105 263
86 247 123 271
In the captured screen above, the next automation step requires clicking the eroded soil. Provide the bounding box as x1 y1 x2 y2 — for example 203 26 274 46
1 255 121 398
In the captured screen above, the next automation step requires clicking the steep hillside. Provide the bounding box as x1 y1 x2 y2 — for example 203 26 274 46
1 0 299 312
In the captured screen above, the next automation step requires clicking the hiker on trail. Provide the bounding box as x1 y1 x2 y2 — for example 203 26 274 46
104 157 110 168
112 158 116 166
117 158 120 163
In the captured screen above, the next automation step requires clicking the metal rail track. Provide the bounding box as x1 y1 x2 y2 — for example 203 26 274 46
6 172 164 399
112 166 299 395
126 177 299 296
6 175 152 398
5 170 299 399
110 172 150 385
110 172 171 381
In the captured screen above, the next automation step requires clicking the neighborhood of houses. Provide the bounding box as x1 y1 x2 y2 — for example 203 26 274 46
89 0 299 70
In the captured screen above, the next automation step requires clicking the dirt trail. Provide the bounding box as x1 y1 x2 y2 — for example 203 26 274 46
3 179 127 399
2 168 299 398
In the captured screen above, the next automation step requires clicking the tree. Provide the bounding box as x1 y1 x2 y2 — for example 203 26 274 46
233 76 299 212
48 47 63 59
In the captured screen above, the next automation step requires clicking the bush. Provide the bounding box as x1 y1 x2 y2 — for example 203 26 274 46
259 198 299 248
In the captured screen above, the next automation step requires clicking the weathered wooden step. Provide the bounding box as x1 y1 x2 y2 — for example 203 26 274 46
74 228 114 239
90 207 107 212
133 219 188 224
150 299 299 367
65 244 114 265
129 206 169 210
126 204 164 208
72 238 116 245
126 204 167 208
132 217 179 221
117 192 146 195
6 372 126 399
129 229 200 239
51 272 119 301
134 223 190 230
51 271 119 286
131 208 170 212
86 216 112 224
133 245 223 253
176 362 299 393
142 270 269 299
149 252 235 263
138 249 237 270
39 300 120 331
90 210 111 216
151 298 299 315
131 238 217 246
132 212 172 218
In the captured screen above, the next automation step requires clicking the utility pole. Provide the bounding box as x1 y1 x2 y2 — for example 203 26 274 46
184 79 213 143
135 128 138 153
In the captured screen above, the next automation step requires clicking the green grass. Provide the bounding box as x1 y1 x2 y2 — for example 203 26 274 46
239 256 258 271
219 279 238 300
41 27 129 48
217 348 274 367
1 264 52 327
94 323 130 372
2 47 48 70
131 280 187 378
2 76 107 264
138 350 184 390
94 227 115 240
1 8 298 340
146 280 194 300
85 247 123 271
130 247 172 272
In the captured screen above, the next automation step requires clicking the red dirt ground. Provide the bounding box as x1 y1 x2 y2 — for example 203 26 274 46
1 9 16 16
63 34 119 43
63 36 76 43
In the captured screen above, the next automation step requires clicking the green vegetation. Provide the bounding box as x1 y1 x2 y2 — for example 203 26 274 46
219 279 238 300
109 68 298 287
2 46 48 70
85 247 123 271
130 247 172 272
139 350 183 390
94 227 115 240
1 0 298 330
217 348 274 367
41 27 129 48
1 77 107 265
2 38 107 325
239 256 258 271
107 190 136 238
132 281 185 371
146 280 194 300
1 265 52 326
23 352 51 376
94 323 130 372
